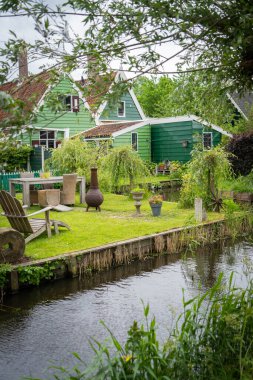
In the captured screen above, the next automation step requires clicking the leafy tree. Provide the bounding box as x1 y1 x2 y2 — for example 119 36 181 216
101 146 149 190
226 131 253 176
134 73 242 132
1 0 253 91
133 76 177 117
180 146 233 210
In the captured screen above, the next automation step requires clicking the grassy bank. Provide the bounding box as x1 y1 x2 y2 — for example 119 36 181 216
0 193 223 260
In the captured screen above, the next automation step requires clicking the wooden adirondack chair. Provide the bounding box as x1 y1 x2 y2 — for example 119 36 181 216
0 190 70 244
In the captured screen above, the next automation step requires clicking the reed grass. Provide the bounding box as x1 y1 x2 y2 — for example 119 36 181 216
26 273 253 380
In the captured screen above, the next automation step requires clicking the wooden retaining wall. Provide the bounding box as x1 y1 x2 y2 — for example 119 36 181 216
6 217 252 294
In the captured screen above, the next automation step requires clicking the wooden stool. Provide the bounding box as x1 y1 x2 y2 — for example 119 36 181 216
38 189 60 207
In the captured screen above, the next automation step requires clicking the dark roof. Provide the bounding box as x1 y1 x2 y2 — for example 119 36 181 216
76 72 117 111
0 71 51 121
83 121 140 138
228 92 253 119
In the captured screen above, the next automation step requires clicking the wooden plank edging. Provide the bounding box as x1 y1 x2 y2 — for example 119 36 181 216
5 217 251 294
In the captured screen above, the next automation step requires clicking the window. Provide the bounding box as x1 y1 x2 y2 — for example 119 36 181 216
39 130 56 148
118 101 125 117
131 132 138 151
59 95 79 112
203 132 213 149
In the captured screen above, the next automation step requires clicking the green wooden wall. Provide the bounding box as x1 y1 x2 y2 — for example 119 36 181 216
151 121 193 163
100 91 143 121
113 124 151 161
21 76 95 144
192 121 222 146
151 120 222 163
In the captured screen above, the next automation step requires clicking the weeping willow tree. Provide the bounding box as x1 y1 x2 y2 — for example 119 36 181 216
180 146 233 211
45 138 108 181
101 146 149 191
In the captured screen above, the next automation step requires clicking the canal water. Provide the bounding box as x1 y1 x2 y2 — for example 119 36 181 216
0 238 253 380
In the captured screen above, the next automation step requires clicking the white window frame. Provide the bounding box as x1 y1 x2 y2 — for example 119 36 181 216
39 130 56 149
203 132 213 149
131 132 138 151
117 101 126 117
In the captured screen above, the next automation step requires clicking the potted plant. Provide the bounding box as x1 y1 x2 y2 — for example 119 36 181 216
131 187 145 214
149 194 163 216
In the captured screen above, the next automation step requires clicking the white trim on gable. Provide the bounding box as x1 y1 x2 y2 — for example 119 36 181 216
33 73 91 116
226 93 248 120
112 121 147 137
95 70 146 123
192 116 233 137
111 115 232 138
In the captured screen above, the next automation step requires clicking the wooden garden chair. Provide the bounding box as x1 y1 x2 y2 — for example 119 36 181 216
0 190 70 244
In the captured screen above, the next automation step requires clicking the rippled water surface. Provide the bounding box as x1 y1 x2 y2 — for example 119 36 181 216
0 239 253 380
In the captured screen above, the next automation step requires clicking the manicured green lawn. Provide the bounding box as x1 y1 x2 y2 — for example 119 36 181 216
0 193 223 260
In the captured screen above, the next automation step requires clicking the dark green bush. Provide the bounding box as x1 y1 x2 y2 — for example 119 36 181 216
226 131 253 176
0 144 33 172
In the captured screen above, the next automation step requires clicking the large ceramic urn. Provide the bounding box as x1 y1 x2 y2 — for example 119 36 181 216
85 168 104 211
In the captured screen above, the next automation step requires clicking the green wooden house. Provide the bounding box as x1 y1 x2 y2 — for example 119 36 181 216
95 71 145 123
83 116 232 163
0 69 144 147
0 71 95 149
1 59 231 168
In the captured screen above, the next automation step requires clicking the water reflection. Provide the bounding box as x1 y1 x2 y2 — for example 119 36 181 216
0 238 252 380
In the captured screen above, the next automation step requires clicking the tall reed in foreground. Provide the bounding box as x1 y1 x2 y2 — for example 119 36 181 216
27 273 253 380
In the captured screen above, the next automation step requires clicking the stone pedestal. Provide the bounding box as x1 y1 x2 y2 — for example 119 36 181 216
194 198 207 222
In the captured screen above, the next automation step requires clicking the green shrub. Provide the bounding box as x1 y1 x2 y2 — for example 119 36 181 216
220 171 253 193
179 147 233 210
168 161 186 180
226 131 253 176
101 146 149 191
45 138 109 181
0 144 32 172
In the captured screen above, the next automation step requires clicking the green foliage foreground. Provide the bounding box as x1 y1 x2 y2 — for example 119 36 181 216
26 273 253 380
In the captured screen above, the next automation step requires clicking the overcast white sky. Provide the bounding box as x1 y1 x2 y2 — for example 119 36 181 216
0 8 181 81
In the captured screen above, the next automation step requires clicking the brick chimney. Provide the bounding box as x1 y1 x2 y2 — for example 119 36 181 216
87 54 99 80
19 47 28 80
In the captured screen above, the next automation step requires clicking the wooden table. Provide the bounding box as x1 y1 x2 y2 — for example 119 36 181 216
9 176 86 207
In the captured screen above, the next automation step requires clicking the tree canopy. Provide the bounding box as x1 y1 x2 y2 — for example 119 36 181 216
1 0 253 91
134 73 241 131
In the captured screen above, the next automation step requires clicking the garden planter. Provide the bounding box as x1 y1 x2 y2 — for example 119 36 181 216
150 203 162 216
132 192 144 201
85 168 104 211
